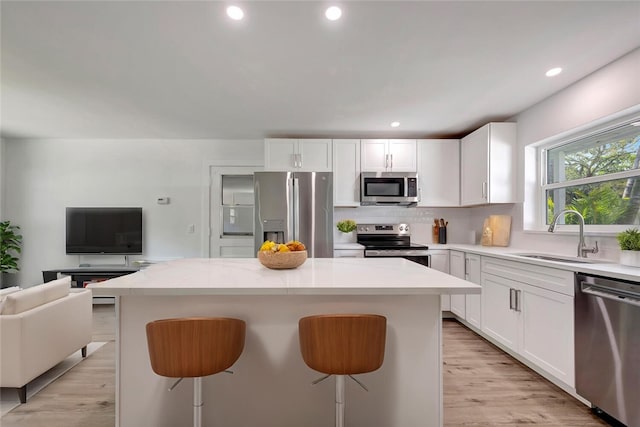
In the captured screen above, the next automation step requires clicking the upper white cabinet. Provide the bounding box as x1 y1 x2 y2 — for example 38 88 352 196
460 123 517 206
333 139 361 207
264 138 332 172
417 139 460 207
361 139 417 172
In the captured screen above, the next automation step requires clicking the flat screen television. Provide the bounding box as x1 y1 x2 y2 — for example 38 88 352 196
66 207 143 254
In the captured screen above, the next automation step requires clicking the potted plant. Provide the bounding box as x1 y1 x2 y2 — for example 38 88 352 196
1 221 23 285
616 228 640 267
336 219 357 243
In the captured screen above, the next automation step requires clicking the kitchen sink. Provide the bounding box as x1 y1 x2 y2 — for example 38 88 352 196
512 253 600 264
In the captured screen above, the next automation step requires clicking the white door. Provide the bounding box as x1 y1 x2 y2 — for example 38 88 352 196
464 253 482 329
264 138 297 170
428 250 450 311
388 139 417 172
333 139 361 207
481 272 519 352
449 250 466 318
209 167 257 258
519 283 575 387
461 125 489 205
361 139 389 171
298 139 332 171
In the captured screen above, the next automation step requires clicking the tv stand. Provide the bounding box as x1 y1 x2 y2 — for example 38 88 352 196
42 267 139 304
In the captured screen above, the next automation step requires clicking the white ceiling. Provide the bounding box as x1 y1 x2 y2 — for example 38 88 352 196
2 1 639 140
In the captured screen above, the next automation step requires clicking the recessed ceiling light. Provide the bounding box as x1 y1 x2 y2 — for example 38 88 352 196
227 5 244 20
545 67 562 77
390 121 400 128
325 6 342 21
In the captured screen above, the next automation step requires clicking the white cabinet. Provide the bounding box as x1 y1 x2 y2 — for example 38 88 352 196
427 250 450 311
448 251 481 329
264 138 332 171
464 253 482 329
460 123 517 206
333 139 361 207
480 257 575 387
417 139 460 207
449 250 466 318
361 139 417 172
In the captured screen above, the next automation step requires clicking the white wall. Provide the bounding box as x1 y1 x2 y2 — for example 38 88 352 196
480 48 640 260
3 138 263 286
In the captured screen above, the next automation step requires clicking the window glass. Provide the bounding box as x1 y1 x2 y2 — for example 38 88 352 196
542 118 640 226
546 177 640 225
546 124 640 185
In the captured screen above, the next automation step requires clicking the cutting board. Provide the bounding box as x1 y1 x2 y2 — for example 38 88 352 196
489 215 512 247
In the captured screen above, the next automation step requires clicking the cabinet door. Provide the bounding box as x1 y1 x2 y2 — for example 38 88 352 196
520 284 575 387
460 125 489 205
481 272 519 352
298 139 332 171
264 138 297 170
428 250 450 311
388 139 417 172
333 139 361 207
449 250 466 317
417 139 460 206
464 253 482 329
361 139 389 172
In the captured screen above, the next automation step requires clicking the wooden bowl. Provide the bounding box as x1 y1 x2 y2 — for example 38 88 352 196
258 250 307 269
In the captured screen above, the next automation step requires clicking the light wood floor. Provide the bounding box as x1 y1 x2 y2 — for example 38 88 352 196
0 307 611 426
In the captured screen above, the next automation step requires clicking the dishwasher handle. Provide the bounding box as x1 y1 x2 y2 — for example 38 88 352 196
581 283 640 308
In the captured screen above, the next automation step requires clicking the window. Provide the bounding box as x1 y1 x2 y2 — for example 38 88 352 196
542 117 640 227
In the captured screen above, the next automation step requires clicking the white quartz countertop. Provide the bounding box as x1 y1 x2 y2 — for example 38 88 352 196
416 242 640 282
87 257 480 297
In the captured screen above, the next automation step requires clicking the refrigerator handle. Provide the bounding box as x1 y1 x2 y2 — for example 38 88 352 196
293 177 300 241
287 177 295 241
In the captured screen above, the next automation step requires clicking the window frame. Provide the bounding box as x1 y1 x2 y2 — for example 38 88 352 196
535 111 640 234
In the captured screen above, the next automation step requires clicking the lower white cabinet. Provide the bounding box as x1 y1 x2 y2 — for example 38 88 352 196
481 257 575 387
426 250 450 311
464 253 481 329
449 251 466 318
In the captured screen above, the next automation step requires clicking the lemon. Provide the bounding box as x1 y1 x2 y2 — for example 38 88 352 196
260 241 276 251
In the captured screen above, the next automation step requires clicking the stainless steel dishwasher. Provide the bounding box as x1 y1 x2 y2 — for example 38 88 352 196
575 273 640 427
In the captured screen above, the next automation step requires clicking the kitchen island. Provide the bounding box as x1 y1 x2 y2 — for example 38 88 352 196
88 257 479 427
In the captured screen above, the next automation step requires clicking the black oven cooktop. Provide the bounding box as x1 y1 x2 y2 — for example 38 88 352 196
356 223 429 257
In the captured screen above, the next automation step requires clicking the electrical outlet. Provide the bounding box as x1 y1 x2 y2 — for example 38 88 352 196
187 224 195 233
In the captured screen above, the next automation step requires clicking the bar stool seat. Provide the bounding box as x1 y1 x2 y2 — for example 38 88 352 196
298 314 386 427
146 317 245 427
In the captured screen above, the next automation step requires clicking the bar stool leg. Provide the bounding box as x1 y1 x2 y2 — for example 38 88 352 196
193 377 203 427
335 375 345 427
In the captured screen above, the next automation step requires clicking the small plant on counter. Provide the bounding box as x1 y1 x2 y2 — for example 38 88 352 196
336 219 357 233
616 228 640 251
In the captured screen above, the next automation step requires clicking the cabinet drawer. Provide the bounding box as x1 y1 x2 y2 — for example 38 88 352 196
481 256 574 296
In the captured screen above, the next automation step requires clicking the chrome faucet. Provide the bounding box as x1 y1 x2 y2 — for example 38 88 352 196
548 209 598 258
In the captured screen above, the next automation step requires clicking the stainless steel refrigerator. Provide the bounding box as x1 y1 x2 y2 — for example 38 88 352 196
254 172 333 257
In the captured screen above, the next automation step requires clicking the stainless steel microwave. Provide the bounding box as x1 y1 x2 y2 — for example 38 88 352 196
360 172 419 206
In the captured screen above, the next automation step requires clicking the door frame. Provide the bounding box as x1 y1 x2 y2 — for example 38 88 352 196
201 162 262 257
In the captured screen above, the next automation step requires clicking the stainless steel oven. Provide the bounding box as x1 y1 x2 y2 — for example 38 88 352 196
575 273 639 427
356 223 430 267
360 172 419 206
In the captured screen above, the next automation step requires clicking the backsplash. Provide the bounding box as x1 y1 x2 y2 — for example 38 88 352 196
334 206 473 245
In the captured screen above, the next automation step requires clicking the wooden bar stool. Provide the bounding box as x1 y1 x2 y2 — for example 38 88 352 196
298 314 386 427
145 317 246 427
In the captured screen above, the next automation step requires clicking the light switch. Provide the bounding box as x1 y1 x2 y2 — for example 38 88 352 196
157 197 170 205
187 224 195 233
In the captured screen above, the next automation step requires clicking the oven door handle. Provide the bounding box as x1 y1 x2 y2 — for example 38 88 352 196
581 283 640 307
